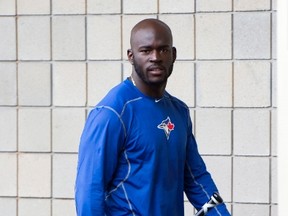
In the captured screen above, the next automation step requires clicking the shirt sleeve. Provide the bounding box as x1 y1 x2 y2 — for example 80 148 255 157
184 116 231 216
75 107 126 216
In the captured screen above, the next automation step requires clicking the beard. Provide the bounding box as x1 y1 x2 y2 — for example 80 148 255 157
133 60 174 86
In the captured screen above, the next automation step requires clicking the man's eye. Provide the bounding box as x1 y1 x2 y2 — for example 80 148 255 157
140 50 150 54
160 48 169 53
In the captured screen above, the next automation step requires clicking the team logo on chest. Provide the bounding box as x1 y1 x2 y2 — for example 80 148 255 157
157 117 175 140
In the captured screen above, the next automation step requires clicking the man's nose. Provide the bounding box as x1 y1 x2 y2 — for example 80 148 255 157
149 50 161 62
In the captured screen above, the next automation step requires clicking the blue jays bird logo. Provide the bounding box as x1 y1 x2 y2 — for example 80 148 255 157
157 117 175 140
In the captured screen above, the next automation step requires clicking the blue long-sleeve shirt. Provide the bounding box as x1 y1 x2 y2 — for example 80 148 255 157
75 79 230 216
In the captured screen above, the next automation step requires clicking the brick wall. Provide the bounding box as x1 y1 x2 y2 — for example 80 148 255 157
0 0 277 215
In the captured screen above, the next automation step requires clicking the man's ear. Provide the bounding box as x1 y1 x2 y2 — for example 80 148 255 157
172 47 177 63
127 49 134 65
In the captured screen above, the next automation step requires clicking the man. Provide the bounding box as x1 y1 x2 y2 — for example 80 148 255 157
75 18 230 216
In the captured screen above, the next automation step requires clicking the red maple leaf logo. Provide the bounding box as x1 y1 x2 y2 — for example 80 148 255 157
167 121 175 130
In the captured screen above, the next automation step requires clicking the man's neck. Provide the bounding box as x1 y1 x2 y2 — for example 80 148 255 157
130 74 166 99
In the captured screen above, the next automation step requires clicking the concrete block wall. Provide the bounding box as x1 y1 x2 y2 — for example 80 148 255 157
0 0 277 215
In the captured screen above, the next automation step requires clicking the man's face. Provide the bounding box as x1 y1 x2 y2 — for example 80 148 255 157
128 26 176 86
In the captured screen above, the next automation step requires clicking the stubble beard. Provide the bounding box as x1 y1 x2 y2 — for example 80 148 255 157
133 60 174 87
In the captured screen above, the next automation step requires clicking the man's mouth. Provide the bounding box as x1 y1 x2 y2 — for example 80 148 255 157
147 66 165 74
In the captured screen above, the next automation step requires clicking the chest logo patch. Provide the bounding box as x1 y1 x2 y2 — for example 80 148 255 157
157 117 175 140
